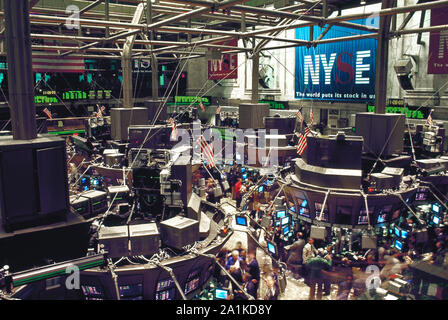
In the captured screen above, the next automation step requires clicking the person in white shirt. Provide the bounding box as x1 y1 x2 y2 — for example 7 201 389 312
303 238 318 263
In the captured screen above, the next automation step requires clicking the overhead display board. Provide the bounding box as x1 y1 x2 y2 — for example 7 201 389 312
428 6 448 74
295 17 378 102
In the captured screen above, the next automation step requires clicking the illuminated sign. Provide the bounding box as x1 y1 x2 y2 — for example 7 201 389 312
295 18 378 102
62 90 112 101
367 104 429 119
259 100 289 110
168 96 211 106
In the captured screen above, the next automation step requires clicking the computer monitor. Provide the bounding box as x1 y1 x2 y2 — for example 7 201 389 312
242 173 247 180
401 230 408 239
283 226 289 235
377 213 387 224
433 215 440 225
275 221 280 227
432 204 440 214
301 199 308 207
394 227 400 237
394 239 403 251
415 192 427 201
214 288 229 300
276 210 286 219
267 241 277 255
241 167 246 173
258 185 264 193
281 216 289 225
235 216 248 226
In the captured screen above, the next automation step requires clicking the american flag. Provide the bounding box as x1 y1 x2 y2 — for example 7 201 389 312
43 107 52 119
196 135 215 168
297 108 304 130
169 117 178 141
297 127 311 156
199 101 205 112
96 105 105 118
32 52 85 73
310 108 314 126
427 110 434 127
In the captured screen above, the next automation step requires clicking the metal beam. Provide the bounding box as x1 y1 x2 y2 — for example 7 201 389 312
80 0 103 15
375 0 394 115
122 3 145 108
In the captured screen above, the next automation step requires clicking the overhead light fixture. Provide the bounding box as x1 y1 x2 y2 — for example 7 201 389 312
360 0 366 5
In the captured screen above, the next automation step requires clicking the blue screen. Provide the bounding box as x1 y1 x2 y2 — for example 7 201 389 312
241 168 246 173
401 230 408 239
276 210 286 219
258 186 264 193
394 227 400 237
267 242 276 255
281 216 289 225
394 240 403 251
433 215 440 225
243 174 247 180
377 214 386 223
275 221 280 226
236 216 247 226
432 204 440 213
301 200 308 207
215 289 228 300
283 226 289 235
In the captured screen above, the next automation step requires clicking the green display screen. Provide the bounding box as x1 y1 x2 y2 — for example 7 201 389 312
259 100 288 110
167 96 211 106
367 105 428 119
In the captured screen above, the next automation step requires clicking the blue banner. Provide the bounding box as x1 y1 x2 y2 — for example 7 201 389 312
295 18 378 102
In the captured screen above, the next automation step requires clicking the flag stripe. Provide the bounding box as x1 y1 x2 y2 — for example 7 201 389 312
32 52 85 73
197 136 215 168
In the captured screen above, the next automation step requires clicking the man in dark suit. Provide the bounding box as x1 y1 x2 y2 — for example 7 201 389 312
247 252 260 291
263 275 279 300
234 273 257 300
285 232 306 277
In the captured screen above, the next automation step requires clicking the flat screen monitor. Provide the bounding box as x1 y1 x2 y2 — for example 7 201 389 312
119 284 143 300
394 227 401 237
415 193 427 201
301 199 308 207
242 173 247 180
235 216 248 226
433 215 440 225
241 167 246 173
377 213 387 224
276 210 286 219
401 230 408 239
258 186 264 193
275 221 280 227
432 204 440 214
283 226 289 235
394 239 403 251
155 288 175 300
215 288 229 300
81 285 103 297
267 241 277 255
281 216 289 225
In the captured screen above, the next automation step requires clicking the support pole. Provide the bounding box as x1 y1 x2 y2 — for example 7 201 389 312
251 51 259 104
4 0 36 140
374 0 394 114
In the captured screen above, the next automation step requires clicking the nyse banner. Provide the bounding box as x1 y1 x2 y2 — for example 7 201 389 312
428 7 448 74
295 18 378 102
207 39 238 80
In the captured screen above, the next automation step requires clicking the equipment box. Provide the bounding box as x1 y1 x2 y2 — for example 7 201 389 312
160 215 199 250
129 223 160 256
